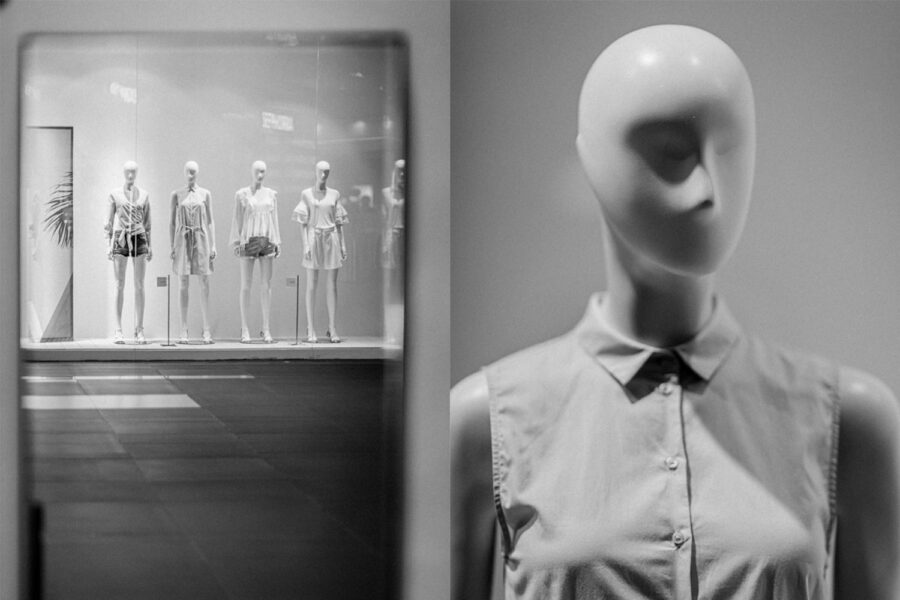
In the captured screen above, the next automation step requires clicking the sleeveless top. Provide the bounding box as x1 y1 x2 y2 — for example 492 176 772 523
484 294 840 600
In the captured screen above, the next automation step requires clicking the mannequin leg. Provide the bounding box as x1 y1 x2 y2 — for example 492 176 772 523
133 256 147 340
179 275 190 339
260 257 273 341
199 275 211 336
305 268 319 341
326 268 340 341
112 255 127 337
239 258 255 341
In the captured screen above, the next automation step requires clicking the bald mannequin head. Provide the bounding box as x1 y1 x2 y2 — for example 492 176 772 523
576 25 755 276
123 161 138 186
251 160 267 185
184 160 199 185
393 159 406 192
316 160 331 187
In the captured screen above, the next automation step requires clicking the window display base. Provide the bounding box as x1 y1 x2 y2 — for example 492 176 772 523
22 336 398 362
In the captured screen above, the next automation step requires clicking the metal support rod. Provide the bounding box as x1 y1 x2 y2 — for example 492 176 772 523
161 274 175 347
294 274 300 345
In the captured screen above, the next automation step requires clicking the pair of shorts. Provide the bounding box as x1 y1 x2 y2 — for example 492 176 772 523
240 236 276 258
113 233 149 257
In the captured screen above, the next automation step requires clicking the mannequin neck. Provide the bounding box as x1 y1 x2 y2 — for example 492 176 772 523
124 182 134 191
317 182 327 192
602 229 715 348
251 182 262 192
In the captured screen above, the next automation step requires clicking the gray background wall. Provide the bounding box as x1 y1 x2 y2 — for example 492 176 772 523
451 1 900 397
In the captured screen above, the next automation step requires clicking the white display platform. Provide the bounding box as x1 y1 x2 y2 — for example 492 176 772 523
22 336 400 361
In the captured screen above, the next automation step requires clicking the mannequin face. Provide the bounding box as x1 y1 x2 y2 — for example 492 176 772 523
123 161 138 186
316 161 331 186
185 161 198 185
252 161 267 184
576 25 756 276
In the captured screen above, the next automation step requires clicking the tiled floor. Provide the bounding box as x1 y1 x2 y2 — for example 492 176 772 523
23 359 401 600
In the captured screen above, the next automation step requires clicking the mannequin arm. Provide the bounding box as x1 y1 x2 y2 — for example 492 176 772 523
229 192 243 254
205 191 217 257
451 372 497 600
301 223 310 259
337 224 346 259
144 196 152 260
835 366 900 599
104 194 116 257
169 192 177 256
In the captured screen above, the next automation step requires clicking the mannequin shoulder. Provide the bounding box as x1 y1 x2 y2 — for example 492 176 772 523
450 371 491 452
838 365 900 451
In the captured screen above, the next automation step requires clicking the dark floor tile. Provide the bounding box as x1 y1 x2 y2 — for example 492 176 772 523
42 538 227 600
30 458 144 482
42 502 182 540
122 438 256 459
32 481 160 504
25 411 113 434
164 497 331 539
135 457 283 482
237 430 365 455
28 433 128 458
100 407 215 422
106 418 229 436
152 479 308 504
193 536 381 600
218 417 342 434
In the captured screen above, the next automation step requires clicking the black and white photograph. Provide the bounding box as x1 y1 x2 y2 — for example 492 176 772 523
451 2 900 600
4 1 900 600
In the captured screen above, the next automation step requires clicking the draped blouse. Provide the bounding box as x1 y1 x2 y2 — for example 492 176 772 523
105 185 150 240
229 185 281 246
291 187 349 230
485 294 839 599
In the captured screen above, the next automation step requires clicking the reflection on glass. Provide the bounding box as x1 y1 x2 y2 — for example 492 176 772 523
19 32 406 599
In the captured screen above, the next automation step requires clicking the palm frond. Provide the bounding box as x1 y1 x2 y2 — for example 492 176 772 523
43 170 73 248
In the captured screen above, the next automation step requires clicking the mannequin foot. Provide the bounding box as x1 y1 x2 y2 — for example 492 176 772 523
135 328 147 345
178 329 189 344
261 330 274 344
113 329 124 345
202 330 213 345
240 329 251 344
307 329 318 343
326 329 342 343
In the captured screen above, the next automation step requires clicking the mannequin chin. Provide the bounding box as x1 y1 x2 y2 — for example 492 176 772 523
576 24 755 277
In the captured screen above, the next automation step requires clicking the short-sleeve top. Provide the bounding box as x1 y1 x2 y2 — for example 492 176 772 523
105 185 150 238
484 294 839 600
291 187 349 230
229 186 281 246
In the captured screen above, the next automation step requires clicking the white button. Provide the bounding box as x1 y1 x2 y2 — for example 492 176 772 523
665 456 679 470
658 374 679 396
672 531 687 546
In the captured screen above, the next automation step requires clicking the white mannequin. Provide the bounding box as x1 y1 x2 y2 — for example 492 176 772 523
295 160 347 343
105 160 152 344
451 25 900 600
382 159 405 344
169 161 216 344
230 160 280 343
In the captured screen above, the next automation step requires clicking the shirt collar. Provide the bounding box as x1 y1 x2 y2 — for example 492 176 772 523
576 292 741 386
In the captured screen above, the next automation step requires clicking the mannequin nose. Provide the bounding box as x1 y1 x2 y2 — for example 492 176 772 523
682 163 714 210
